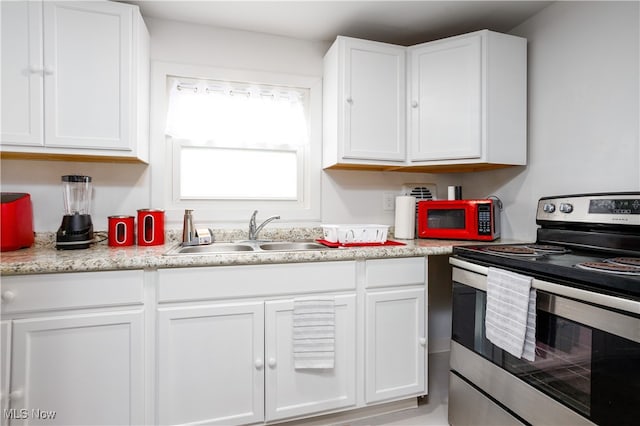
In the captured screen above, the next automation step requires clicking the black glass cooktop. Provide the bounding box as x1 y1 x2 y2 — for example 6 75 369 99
453 244 640 300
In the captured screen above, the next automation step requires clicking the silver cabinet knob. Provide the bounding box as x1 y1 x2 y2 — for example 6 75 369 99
543 203 556 213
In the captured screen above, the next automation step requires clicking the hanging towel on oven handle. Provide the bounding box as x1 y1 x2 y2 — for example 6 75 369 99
485 267 536 361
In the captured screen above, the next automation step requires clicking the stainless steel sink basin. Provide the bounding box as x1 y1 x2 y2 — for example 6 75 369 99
165 243 255 255
258 242 327 251
164 240 328 256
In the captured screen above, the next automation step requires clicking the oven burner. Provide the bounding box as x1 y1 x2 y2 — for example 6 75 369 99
575 261 640 276
484 244 569 257
484 246 539 256
525 244 569 254
606 257 640 267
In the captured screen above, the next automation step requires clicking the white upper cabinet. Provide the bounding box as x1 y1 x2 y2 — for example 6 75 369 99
1 1 43 147
408 30 527 170
322 30 527 172
408 34 482 162
0 0 150 162
323 36 406 169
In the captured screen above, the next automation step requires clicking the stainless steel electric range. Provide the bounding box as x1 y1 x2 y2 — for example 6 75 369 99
448 192 640 426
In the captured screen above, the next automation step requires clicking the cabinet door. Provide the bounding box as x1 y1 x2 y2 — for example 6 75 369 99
365 288 426 403
409 34 482 162
43 1 132 151
342 38 406 162
0 0 43 146
1 321 10 426
10 310 144 425
157 302 264 425
265 295 356 421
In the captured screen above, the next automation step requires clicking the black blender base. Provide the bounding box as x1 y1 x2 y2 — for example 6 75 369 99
55 237 93 250
56 214 94 250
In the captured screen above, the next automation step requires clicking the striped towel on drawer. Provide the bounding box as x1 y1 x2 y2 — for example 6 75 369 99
293 298 335 369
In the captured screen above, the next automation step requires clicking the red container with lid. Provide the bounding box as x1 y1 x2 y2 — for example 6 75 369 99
137 209 164 246
1 193 35 251
108 216 135 247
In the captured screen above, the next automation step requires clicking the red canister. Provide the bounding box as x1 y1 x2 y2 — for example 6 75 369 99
137 209 165 246
108 216 135 247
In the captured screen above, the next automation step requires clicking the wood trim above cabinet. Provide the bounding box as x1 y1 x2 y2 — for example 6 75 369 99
0 151 149 164
324 162 519 173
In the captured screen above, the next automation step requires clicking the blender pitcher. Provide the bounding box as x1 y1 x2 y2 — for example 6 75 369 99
56 175 94 249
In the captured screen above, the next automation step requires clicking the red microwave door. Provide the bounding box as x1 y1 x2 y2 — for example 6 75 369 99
419 206 474 238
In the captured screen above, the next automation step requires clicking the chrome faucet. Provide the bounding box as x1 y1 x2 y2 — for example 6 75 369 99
248 210 280 240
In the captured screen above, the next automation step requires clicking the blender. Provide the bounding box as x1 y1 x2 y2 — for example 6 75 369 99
56 175 94 250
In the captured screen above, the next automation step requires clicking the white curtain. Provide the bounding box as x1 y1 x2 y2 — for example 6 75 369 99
165 79 308 147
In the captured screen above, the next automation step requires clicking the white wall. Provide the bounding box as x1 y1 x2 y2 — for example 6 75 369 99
4 2 637 235
146 18 455 228
0 160 150 232
461 0 640 241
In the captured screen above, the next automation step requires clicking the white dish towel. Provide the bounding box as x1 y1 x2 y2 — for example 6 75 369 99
293 297 335 369
485 267 536 361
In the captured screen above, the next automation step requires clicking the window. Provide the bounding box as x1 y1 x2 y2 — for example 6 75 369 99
150 63 321 223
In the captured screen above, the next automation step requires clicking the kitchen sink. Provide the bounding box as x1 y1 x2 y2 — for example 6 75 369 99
165 243 256 255
164 240 328 256
258 242 327 251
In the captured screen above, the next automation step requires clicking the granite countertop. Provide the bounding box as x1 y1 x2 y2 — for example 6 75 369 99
0 228 494 276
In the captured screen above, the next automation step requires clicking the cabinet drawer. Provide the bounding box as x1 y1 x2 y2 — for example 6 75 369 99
365 257 425 288
1 270 144 315
158 261 357 303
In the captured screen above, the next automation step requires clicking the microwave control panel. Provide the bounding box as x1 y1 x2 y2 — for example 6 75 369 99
477 203 492 235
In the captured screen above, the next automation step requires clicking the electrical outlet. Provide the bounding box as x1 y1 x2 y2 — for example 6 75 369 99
383 192 396 211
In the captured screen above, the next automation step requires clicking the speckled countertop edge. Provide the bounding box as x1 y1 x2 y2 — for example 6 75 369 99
0 227 498 276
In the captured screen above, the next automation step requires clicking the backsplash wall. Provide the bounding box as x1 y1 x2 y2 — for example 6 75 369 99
1 2 637 239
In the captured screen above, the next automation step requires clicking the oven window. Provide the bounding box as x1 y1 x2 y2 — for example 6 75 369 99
451 283 502 364
504 312 592 417
427 209 465 229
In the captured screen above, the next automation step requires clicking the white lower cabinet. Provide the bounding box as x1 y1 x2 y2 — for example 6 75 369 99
0 271 145 426
365 288 426 403
10 311 145 425
265 295 356 421
1 257 428 425
364 257 428 404
155 261 358 425
1 320 10 426
157 301 265 425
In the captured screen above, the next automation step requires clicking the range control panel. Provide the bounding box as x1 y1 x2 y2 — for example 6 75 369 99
536 193 640 226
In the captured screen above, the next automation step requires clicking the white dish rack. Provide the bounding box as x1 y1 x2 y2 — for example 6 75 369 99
321 224 389 244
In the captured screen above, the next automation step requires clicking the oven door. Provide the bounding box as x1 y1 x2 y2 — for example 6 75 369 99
450 261 640 426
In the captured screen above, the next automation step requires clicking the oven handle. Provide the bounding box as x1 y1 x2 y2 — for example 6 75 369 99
451 260 640 344
451 257 640 315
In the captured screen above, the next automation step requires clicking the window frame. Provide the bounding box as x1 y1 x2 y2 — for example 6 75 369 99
149 61 322 226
